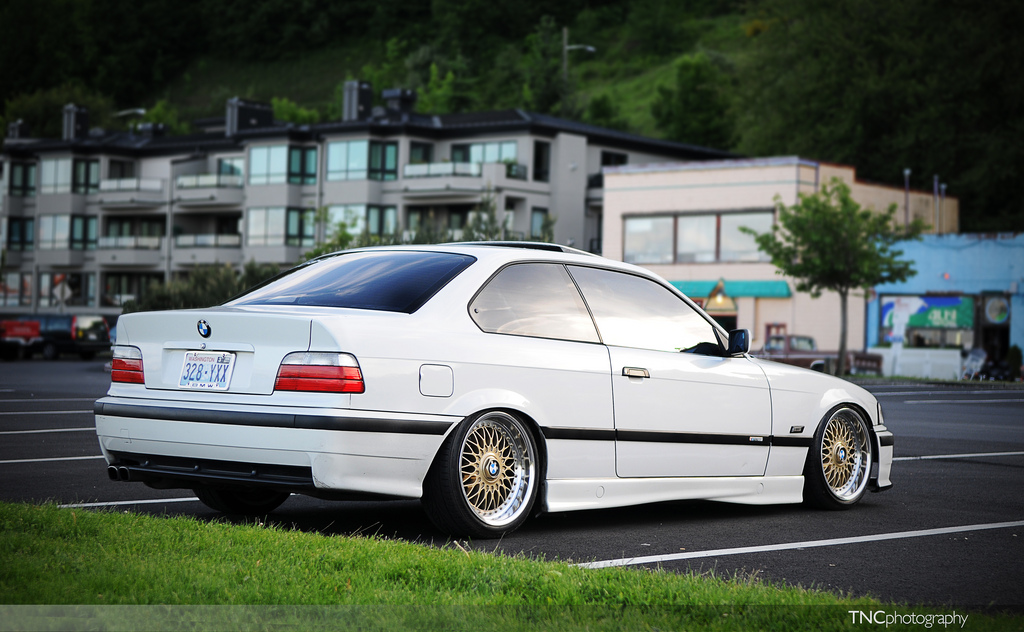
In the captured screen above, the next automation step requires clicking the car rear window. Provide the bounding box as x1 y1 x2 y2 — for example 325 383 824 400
227 250 476 313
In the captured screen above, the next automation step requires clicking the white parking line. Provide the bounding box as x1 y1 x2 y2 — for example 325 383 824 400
577 520 1024 569
0 455 104 465
0 410 92 416
894 450 1024 462
903 398 1024 404
59 497 200 509
0 427 94 435
874 390 1024 397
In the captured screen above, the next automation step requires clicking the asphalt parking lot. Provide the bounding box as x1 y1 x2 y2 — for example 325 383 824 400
2 359 1022 610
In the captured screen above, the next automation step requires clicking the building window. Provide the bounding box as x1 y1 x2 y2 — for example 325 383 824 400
102 273 163 307
7 217 35 251
624 211 774 265
247 207 287 246
719 212 773 262
218 157 244 177
601 151 628 167
9 163 36 197
71 216 98 250
624 216 674 264
249 146 288 185
288 147 317 185
410 142 433 164
369 141 398 181
675 215 717 263
531 207 549 239
452 141 517 164
533 141 550 182
73 159 100 193
38 215 71 250
1 272 33 307
40 159 72 194
109 159 135 180
286 208 315 246
326 140 369 180
326 204 398 237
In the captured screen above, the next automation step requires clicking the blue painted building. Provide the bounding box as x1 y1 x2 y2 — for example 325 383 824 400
867 233 1024 366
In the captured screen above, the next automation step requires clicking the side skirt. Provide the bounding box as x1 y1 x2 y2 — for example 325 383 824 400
543 476 804 513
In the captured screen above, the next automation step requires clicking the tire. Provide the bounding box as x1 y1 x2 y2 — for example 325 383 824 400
193 487 289 516
803 406 872 509
42 342 58 360
423 410 539 538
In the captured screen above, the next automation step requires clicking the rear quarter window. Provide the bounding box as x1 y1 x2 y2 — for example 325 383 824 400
228 250 475 314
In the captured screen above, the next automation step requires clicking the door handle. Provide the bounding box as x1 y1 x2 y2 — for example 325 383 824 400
622 367 650 379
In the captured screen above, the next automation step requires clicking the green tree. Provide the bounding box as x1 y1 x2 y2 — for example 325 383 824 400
463 188 508 241
737 0 1024 232
271 97 320 125
122 262 279 313
141 99 190 135
651 52 733 149
417 63 456 114
2 84 115 139
741 178 925 375
584 94 628 131
521 16 567 115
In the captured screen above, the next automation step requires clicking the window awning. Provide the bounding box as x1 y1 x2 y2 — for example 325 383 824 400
670 280 791 299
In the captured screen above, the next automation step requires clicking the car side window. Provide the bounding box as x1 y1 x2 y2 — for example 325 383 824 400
470 263 600 343
567 265 723 355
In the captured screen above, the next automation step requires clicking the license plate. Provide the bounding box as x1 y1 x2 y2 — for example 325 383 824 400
179 351 236 391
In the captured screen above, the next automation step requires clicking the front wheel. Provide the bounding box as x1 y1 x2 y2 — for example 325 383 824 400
423 410 539 538
803 406 872 509
193 487 289 516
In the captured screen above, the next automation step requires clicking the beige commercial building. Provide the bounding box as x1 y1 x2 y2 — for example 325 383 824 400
602 157 960 351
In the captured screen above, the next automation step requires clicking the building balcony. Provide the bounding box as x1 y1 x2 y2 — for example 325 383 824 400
173 174 245 210
96 236 165 267
97 179 166 210
403 162 481 178
34 247 85 267
173 233 243 265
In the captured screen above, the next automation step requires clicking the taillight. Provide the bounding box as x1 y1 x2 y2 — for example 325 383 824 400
275 352 364 393
111 345 144 384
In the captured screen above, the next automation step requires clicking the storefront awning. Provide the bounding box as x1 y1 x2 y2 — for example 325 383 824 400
670 280 792 299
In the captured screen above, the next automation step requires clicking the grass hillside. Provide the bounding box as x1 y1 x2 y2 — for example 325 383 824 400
151 13 748 140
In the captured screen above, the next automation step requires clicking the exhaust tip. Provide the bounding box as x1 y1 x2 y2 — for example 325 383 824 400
107 466 120 481
117 466 131 482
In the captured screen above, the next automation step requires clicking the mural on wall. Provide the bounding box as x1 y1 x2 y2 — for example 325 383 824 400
881 295 975 343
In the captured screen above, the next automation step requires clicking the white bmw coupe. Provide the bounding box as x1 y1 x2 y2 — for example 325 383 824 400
96 243 892 537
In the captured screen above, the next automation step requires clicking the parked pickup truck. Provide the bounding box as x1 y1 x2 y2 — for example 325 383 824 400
754 334 883 375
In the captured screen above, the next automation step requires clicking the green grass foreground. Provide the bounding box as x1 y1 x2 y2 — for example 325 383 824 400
0 502 1016 631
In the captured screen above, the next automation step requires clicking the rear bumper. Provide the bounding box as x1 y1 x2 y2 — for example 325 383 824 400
95 397 460 499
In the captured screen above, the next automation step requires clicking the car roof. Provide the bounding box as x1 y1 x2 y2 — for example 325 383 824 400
317 242 636 274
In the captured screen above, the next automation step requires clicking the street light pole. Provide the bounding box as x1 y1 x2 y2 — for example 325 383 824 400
903 168 911 232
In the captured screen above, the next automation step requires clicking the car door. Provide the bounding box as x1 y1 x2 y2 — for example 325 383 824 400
567 265 772 478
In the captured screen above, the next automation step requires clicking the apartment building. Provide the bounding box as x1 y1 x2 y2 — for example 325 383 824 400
1 87 731 317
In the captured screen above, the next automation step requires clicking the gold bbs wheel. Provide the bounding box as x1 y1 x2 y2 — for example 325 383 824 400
458 412 535 526
805 406 872 508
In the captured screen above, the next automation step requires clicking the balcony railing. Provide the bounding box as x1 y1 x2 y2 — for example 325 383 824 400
174 234 242 248
98 236 162 250
402 162 482 178
99 178 163 193
505 163 528 180
176 174 244 189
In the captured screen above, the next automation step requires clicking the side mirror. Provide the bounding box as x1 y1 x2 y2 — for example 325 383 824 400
727 329 750 356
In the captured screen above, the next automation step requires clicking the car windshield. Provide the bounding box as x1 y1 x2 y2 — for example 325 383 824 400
227 250 476 314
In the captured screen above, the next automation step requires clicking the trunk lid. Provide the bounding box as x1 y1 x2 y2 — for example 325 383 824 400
116 308 312 395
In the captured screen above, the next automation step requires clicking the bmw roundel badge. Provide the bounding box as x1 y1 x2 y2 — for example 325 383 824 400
197 319 211 338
